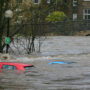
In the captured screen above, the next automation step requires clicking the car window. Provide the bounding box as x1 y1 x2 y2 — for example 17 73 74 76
2 65 17 70
24 65 34 70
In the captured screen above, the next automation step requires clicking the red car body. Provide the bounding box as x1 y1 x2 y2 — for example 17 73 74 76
0 62 34 71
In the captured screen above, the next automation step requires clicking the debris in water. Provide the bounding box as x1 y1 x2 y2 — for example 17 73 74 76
48 61 76 64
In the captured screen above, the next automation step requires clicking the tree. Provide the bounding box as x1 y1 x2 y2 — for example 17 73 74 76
0 0 71 54
51 0 72 18
0 0 25 53
45 11 66 22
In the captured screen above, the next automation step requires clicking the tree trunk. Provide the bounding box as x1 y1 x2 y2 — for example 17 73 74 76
0 26 4 53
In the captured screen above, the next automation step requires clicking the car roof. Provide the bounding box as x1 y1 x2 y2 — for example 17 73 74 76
0 62 33 67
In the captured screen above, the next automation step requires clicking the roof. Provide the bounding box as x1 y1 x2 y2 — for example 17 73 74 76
0 62 32 66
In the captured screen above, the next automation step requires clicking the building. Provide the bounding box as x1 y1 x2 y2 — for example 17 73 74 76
16 0 51 5
13 0 51 23
72 0 90 20
13 0 90 21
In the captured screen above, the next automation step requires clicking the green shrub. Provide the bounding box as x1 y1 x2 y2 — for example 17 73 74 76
45 11 66 22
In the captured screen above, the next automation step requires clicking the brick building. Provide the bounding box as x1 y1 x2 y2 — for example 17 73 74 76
72 0 90 20
15 0 51 5
13 0 90 21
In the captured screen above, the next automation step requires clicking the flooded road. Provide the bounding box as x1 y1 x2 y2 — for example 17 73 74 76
1 36 90 90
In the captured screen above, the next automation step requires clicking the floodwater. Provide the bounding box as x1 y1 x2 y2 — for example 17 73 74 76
1 36 90 90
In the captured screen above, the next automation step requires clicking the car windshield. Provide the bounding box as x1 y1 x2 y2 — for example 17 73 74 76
24 65 34 70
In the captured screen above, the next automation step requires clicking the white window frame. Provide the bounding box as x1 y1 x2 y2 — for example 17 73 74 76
34 0 39 4
83 9 90 20
47 0 50 3
73 0 77 7
73 13 77 20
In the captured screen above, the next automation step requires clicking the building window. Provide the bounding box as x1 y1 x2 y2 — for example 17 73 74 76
73 0 77 7
84 0 90 1
47 0 50 3
73 13 77 20
34 0 38 4
83 9 90 20
64 0 67 3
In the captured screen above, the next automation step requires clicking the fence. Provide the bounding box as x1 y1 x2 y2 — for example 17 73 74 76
4 20 90 54
13 20 90 36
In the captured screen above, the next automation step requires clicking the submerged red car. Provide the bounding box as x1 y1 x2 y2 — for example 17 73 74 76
0 62 34 71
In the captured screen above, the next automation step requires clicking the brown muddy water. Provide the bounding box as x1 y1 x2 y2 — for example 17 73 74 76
1 36 90 90
1 54 90 90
